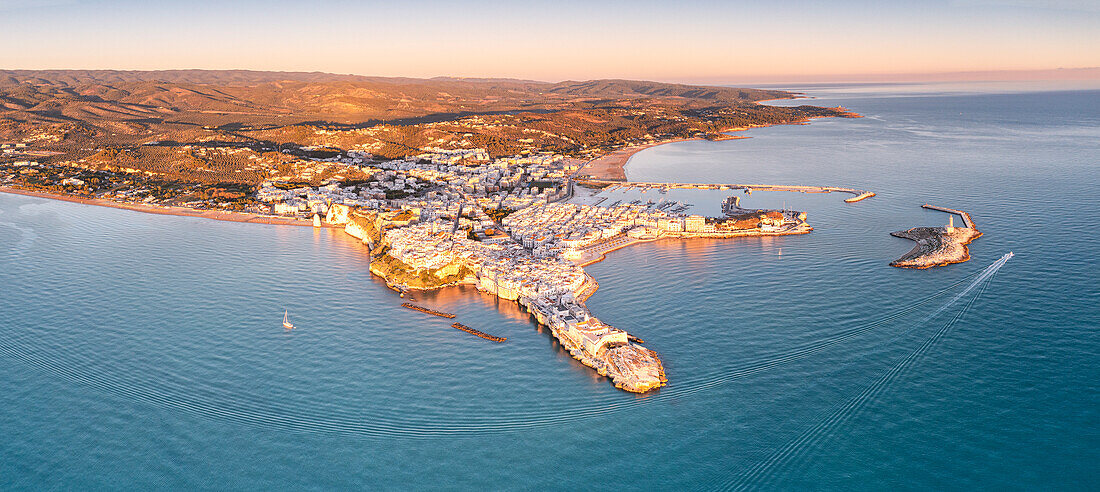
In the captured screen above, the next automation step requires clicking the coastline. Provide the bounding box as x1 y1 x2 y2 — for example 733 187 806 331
576 137 715 181
0 186 334 228
575 114 856 182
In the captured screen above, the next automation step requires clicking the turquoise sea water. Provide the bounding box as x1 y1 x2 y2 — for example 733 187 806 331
1 82 1098 489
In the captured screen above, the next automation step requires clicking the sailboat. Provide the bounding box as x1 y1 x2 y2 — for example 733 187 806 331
282 310 295 330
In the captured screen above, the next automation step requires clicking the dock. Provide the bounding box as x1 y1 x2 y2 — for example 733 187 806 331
576 178 874 203
451 322 506 342
401 303 456 318
922 204 976 229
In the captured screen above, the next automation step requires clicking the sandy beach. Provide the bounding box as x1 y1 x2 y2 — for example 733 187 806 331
573 111 859 182
575 138 702 181
574 130 774 181
0 186 334 228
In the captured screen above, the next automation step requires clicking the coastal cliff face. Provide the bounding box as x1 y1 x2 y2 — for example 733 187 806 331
333 206 385 250
368 250 475 290
344 217 376 247
325 203 352 226
890 226 982 268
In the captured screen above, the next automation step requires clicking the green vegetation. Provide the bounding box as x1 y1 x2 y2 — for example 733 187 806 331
482 207 517 222
271 181 312 190
385 189 413 200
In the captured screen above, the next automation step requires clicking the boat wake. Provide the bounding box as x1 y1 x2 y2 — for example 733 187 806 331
718 252 1012 490
662 254 1013 399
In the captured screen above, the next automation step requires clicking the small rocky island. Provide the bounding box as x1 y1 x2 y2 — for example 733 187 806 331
890 205 982 269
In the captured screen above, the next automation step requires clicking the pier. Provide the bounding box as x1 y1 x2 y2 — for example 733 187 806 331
577 179 874 203
922 204 976 229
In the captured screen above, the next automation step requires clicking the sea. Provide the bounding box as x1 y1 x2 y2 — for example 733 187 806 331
1 81 1098 490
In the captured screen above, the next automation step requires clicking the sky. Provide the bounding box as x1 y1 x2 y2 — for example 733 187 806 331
1 0 1098 83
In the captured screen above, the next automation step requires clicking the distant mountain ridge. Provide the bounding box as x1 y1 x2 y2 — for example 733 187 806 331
0 69 418 86
0 69 792 119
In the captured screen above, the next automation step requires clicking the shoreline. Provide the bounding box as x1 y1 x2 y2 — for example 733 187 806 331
0 186 335 228
574 114 855 182
575 137 715 181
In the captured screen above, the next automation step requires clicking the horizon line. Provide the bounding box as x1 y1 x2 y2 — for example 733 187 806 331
3 66 1099 86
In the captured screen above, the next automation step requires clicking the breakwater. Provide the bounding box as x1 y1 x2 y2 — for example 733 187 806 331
451 322 507 342
922 204 976 228
845 192 876 203
402 303 457 318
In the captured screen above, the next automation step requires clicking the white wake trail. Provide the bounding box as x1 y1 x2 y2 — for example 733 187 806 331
720 253 1012 490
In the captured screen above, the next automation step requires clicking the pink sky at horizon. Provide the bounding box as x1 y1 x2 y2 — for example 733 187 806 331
1 0 1098 83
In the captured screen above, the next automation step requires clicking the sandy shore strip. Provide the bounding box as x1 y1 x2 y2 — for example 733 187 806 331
574 109 862 182
575 138 705 181
0 186 334 227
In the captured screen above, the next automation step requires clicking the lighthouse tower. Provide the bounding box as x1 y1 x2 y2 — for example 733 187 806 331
945 215 954 233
